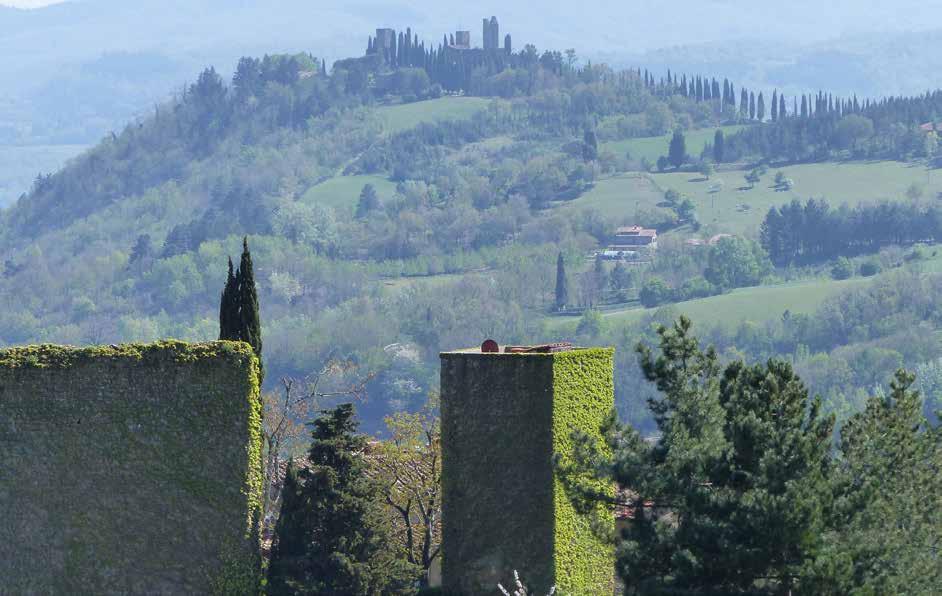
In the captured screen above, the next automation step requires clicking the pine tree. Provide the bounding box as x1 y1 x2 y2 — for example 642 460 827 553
561 318 837 594
555 252 568 310
267 404 417 595
355 184 380 219
267 462 309 593
833 370 942 593
668 129 686 169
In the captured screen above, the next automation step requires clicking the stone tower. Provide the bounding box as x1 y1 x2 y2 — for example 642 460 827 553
374 28 396 60
453 30 471 49
483 16 500 50
440 345 616 595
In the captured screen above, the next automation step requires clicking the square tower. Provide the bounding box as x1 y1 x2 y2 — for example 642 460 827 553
440 345 616 595
453 30 471 49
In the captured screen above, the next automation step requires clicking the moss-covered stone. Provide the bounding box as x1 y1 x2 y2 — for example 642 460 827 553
0 340 263 594
440 348 615 596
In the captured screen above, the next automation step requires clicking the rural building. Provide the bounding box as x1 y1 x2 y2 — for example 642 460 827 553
612 225 658 248
440 343 616 595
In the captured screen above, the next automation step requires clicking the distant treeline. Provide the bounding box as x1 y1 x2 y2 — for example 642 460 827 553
760 198 942 266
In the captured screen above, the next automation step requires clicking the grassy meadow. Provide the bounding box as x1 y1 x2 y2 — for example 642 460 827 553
546 276 871 333
300 174 397 213
654 160 941 236
601 125 746 165
376 96 492 134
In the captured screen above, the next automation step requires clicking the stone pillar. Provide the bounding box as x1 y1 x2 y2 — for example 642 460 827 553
440 346 616 595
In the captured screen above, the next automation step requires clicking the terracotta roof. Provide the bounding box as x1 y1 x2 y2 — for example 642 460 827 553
615 226 657 237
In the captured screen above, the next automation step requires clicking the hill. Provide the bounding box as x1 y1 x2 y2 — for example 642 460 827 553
4 32 942 433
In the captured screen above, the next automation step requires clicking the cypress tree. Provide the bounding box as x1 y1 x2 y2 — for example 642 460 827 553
740 88 749 118
219 257 239 341
771 90 778 121
668 129 687 169
238 237 262 379
583 128 599 161
749 92 756 120
780 93 786 119
219 239 263 381
555 252 569 310
757 92 765 121
713 129 725 163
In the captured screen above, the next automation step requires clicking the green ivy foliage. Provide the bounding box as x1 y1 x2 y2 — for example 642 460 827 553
0 340 263 594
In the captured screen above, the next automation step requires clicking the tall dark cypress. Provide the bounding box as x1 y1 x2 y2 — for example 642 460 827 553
219 257 238 341
780 93 786 119
713 129 725 163
238 237 263 380
771 90 778 121
555 252 569 310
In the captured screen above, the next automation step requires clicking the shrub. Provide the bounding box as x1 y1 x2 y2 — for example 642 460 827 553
860 260 881 277
831 257 855 280
640 277 672 307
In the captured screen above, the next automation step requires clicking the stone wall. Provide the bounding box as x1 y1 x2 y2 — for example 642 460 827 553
0 341 263 594
440 348 615 596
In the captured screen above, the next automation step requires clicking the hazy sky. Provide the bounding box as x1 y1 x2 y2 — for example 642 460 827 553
0 0 64 7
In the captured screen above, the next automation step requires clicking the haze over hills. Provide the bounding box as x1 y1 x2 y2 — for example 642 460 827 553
6 0 942 205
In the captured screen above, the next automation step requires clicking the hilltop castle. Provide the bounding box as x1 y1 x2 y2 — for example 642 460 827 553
368 15 511 64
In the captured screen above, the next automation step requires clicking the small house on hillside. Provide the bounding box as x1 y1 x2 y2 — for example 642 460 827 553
612 226 657 249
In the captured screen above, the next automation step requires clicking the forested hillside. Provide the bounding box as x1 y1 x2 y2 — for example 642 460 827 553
4 29 942 432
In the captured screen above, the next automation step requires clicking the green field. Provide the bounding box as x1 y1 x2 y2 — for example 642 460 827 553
602 125 745 166
652 160 942 236
557 172 665 220
546 276 870 333
0 144 88 207
561 160 942 238
376 96 492 134
300 174 397 213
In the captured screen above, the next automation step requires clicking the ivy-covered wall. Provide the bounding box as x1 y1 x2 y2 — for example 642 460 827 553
440 348 615 596
0 341 263 594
